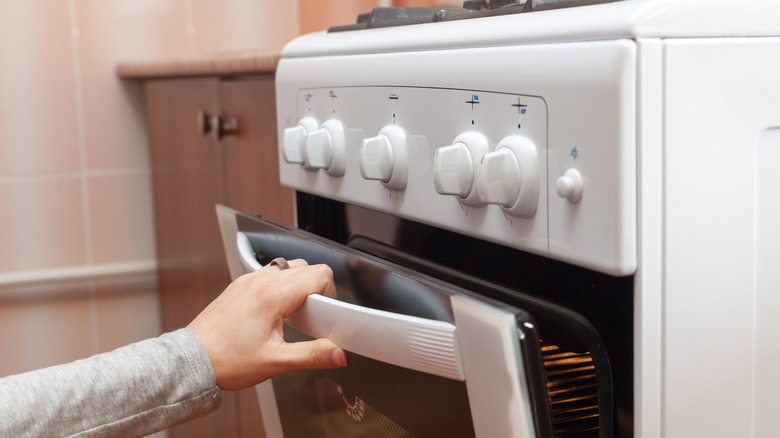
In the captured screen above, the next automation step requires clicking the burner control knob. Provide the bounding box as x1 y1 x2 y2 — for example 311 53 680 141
282 117 318 164
476 135 539 218
556 168 583 203
303 119 346 177
432 132 489 207
433 144 471 196
359 125 408 191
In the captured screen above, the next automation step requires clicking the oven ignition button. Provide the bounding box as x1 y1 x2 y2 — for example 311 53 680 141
476 135 539 218
556 168 583 203
432 131 489 207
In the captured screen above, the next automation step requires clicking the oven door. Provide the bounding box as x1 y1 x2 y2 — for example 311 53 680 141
216 205 553 438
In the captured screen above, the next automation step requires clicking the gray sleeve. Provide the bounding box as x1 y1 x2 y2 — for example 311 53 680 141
0 328 222 438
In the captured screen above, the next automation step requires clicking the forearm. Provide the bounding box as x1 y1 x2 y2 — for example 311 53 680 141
0 329 221 438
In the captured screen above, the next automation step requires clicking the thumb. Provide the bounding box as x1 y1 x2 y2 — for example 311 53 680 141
275 338 349 374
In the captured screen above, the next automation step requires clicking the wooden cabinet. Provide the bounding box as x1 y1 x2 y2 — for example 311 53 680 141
143 75 293 438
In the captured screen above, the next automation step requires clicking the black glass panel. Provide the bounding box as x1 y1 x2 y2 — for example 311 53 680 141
275 327 475 438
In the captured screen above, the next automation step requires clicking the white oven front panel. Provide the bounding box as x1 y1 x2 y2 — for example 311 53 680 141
276 40 636 276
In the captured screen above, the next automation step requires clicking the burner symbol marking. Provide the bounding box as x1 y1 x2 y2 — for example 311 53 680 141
511 97 527 114
570 145 579 161
466 94 480 110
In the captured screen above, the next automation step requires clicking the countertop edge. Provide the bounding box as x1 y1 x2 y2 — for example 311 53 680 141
116 50 281 79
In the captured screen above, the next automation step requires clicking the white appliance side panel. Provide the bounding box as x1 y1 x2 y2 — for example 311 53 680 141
754 128 780 438
661 37 780 438
276 40 636 276
634 37 664 438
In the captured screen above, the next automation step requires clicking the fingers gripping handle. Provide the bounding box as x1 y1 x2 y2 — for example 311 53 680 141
235 231 463 380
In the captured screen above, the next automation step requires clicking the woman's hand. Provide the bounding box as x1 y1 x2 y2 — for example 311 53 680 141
188 259 348 390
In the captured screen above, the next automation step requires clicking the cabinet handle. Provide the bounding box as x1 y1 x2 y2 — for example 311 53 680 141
196 111 239 141
214 115 238 141
197 110 212 136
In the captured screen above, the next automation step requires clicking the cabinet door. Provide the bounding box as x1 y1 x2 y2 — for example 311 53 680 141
221 77 294 226
144 78 239 438
145 78 229 334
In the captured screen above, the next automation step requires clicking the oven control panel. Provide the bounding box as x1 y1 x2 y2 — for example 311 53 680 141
283 86 547 220
276 40 636 276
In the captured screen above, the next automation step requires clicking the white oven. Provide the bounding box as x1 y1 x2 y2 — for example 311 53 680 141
218 0 780 436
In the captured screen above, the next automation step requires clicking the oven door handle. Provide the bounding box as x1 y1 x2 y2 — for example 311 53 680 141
234 229 464 380
285 293 464 381
236 231 262 272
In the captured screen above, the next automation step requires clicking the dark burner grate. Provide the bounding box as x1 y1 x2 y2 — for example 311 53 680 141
328 0 622 32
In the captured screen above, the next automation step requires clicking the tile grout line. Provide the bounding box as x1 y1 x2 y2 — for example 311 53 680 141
0 167 151 185
0 260 159 289
68 0 100 355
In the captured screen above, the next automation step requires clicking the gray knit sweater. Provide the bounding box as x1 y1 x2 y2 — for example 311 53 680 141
0 329 221 437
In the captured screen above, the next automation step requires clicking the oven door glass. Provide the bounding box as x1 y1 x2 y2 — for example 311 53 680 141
217 205 553 438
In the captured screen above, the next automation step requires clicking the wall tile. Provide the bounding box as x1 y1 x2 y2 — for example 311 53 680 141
190 0 299 56
97 0 191 63
87 171 155 264
81 77 149 170
75 0 191 170
0 1 81 177
0 177 87 272
0 281 93 377
94 274 161 353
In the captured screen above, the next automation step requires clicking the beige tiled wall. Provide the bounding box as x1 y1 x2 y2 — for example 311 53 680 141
0 0 299 387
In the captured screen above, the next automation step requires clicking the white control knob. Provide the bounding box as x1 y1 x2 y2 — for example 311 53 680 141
556 168 583 203
359 125 408 191
433 144 472 197
479 149 520 205
303 119 346 177
282 117 318 164
476 135 539 218
305 129 332 169
432 132 489 207
360 135 393 181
